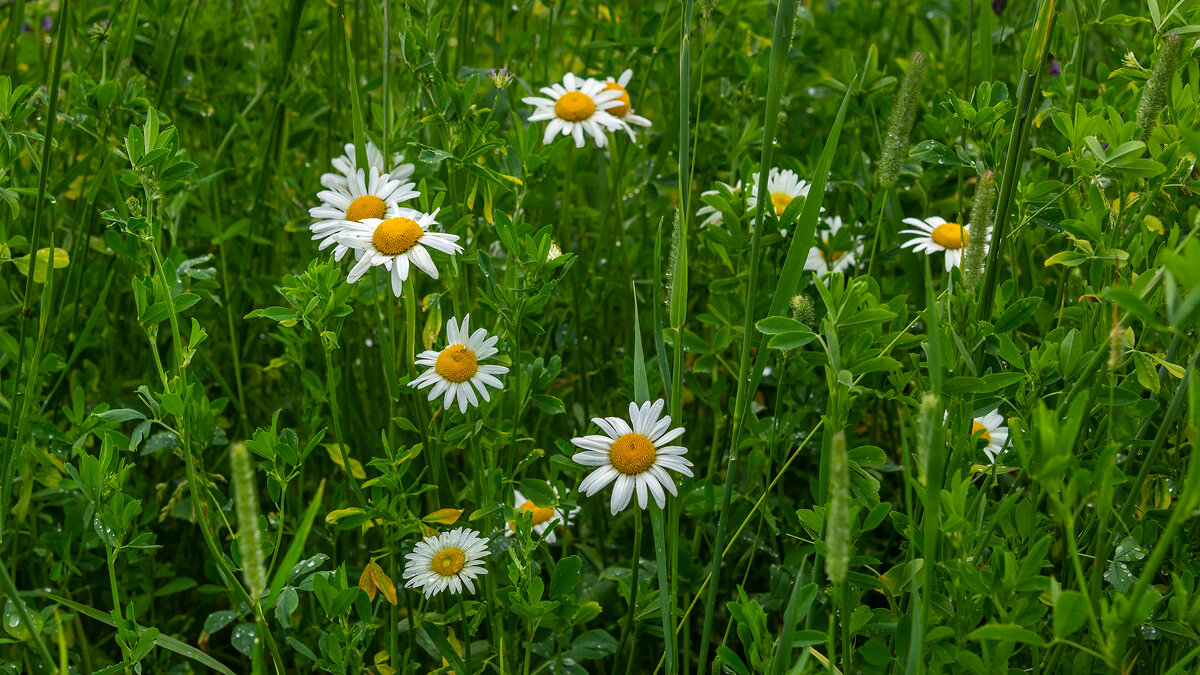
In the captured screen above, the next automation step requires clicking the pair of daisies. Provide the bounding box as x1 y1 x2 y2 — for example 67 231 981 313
404 398 693 599
309 141 462 297
696 168 863 276
523 69 652 148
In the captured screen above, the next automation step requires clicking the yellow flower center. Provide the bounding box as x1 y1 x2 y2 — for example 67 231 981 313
602 81 632 117
971 420 992 444
346 195 387 222
430 547 466 577
372 217 424 256
609 433 656 475
555 91 596 122
514 500 557 527
771 192 792 216
435 345 479 383
931 222 968 249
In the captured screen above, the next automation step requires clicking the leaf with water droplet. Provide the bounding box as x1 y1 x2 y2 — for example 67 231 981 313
3 598 43 641
231 623 258 657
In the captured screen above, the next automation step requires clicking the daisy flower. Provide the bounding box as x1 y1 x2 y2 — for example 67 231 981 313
600 69 652 139
309 168 419 262
410 316 509 413
804 216 863 276
324 140 416 189
334 209 461 295
748 168 811 218
523 73 625 148
571 399 693 515
899 216 986 271
402 527 489 598
506 488 575 544
970 409 1010 463
696 181 742 228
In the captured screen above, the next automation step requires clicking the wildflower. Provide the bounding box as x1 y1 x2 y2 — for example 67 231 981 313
696 181 742 228
1136 32 1182 137
991 0 1006 15
230 443 267 599
571 399 693 515
324 141 416 190
410 316 509 413
310 168 419 261
506 488 575 544
804 216 862 277
748 168 811 218
402 528 490 598
522 73 625 148
900 216 986 271
490 66 514 89
335 209 461 295
969 409 1010 463
599 69 653 139
877 51 927 189
963 170 996 289
547 241 563 261
1047 53 1061 77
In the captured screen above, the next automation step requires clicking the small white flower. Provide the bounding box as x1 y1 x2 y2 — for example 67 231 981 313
506 488 576 544
523 73 625 148
309 168 419 261
804 216 863 277
334 209 461 295
571 399 693 515
971 409 1010 463
696 181 742 228
402 527 489 598
324 140 415 190
410 316 509 413
899 216 987 271
598 69 652 139
748 168 811 218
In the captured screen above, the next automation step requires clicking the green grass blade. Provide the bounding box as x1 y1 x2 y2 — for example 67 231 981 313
264 479 326 610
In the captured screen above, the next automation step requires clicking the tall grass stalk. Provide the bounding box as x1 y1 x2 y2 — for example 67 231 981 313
977 0 1056 319
0 0 69 538
694 0 798 668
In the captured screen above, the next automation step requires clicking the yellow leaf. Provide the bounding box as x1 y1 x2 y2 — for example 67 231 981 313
324 444 366 479
325 507 365 524
11 248 70 283
423 508 464 525
358 558 398 606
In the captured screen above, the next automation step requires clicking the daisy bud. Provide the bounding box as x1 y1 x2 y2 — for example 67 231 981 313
876 51 926 189
825 431 850 586
231 443 268 600
963 170 996 289
789 294 816 328
1137 32 1182 138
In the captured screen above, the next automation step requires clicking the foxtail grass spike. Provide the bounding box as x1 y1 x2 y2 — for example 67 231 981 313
231 443 268 600
916 393 939 485
825 431 850 586
1136 32 1182 138
963 170 996 289
876 51 926 189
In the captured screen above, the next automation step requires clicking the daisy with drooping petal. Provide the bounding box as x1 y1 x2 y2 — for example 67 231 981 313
899 216 986 271
599 69 652 139
970 409 1010 463
571 399 693 515
402 527 489 598
324 140 416 189
506 488 576 544
333 209 461 295
309 168 420 261
748 168 812 218
696 181 742 228
410 316 509 413
523 73 625 148
804 216 863 276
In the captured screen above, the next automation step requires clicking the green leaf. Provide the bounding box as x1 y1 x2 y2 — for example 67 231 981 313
422 622 469 674
550 555 582 598
994 296 1043 333
264 481 325 611
718 646 751 675
1053 591 1090 638
572 629 619 660
1044 250 1088 267
968 623 1046 646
